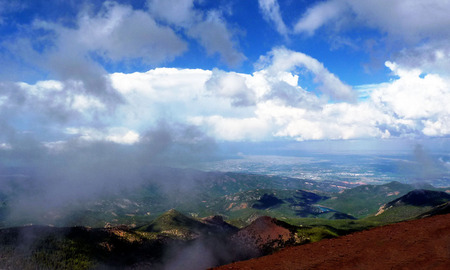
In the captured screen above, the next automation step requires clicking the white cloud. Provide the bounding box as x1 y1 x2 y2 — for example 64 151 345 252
293 0 450 74
294 0 346 35
189 55 450 141
294 0 450 42
372 62 450 120
422 116 450 137
192 115 271 141
0 143 11 150
205 69 256 107
259 47 356 102
10 80 107 124
0 1 188 112
43 2 187 65
64 127 140 145
348 0 450 44
369 61 450 137
2 48 449 144
258 0 288 37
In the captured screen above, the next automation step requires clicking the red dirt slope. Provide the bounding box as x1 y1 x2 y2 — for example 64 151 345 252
215 213 450 270
229 216 297 258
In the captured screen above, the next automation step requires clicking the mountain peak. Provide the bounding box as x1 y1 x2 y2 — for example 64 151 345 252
375 189 450 218
386 189 450 207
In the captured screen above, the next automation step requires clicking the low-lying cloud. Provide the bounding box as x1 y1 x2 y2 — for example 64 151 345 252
0 121 217 225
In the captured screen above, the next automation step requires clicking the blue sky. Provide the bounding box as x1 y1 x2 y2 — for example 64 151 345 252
0 0 450 152
0 0 390 84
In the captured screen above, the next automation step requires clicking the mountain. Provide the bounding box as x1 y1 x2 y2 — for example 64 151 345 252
208 189 354 223
4 204 448 270
252 193 284 209
374 189 450 222
0 168 354 228
231 216 300 258
417 201 450 218
214 213 450 270
138 209 237 240
0 211 340 269
201 215 239 234
382 189 450 207
320 181 430 218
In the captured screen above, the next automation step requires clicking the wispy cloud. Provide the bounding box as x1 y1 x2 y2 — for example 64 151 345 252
294 0 346 36
258 0 288 37
293 0 450 74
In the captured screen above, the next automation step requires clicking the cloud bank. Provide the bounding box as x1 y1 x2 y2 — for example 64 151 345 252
1 47 448 147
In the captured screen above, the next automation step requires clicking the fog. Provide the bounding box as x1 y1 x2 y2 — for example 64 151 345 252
0 121 217 226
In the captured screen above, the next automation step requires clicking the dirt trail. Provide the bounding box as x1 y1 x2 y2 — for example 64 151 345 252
215 213 450 270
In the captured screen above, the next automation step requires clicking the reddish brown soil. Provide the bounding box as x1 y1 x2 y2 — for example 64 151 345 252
216 214 450 270
229 216 296 258
233 216 293 245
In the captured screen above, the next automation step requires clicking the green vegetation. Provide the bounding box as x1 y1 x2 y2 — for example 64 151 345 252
368 205 435 223
296 226 339 243
284 217 384 235
320 181 418 218
367 189 450 223
0 225 169 269
138 209 210 239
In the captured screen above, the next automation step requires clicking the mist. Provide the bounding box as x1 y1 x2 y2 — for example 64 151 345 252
0 121 217 226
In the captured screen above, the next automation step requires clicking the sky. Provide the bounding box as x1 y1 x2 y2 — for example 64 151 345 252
1 0 450 155
1 0 450 225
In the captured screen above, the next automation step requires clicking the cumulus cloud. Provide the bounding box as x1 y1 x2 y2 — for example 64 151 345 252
1 1 191 114
2 47 449 145
205 69 256 107
258 0 288 37
258 47 356 102
41 2 188 65
0 80 107 142
100 49 450 141
369 61 450 137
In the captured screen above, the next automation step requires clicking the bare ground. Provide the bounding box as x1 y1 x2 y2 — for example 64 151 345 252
215 213 450 270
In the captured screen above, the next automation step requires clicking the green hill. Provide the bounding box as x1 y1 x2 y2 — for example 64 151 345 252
139 209 238 240
320 181 425 218
139 209 209 239
372 189 450 222
417 201 450 218
206 189 354 223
